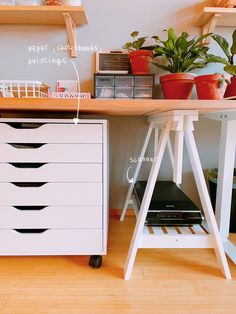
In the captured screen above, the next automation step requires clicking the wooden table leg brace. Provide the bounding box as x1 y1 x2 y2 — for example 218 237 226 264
121 110 231 280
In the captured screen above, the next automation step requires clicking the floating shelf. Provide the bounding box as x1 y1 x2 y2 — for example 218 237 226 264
195 7 236 43
0 6 88 57
1 98 236 116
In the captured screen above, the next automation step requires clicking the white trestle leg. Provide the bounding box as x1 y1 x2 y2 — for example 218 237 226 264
123 110 231 280
202 110 236 264
120 123 154 221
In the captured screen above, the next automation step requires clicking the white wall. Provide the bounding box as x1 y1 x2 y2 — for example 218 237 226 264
0 0 235 209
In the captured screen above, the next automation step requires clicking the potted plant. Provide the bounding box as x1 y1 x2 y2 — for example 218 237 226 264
206 30 236 98
194 73 229 100
151 28 211 99
123 31 153 74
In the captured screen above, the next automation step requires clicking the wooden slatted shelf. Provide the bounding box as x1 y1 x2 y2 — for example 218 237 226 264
141 225 213 249
0 6 88 57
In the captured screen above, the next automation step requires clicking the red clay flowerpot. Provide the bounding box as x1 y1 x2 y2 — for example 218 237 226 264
160 73 195 99
195 74 226 100
224 76 236 98
129 50 153 74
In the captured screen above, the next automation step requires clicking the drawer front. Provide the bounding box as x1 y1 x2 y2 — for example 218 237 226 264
0 183 102 206
95 76 114 87
95 87 114 98
134 76 154 87
0 144 102 163
115 87 133 99
134 88 153 98
115 76 134 87
0 123 103 144
0 229 103 255
0 163 102 182
0 206 102 229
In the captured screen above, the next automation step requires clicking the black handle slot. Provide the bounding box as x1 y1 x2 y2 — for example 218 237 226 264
7 123 43 129
13 206 47 211
10 163 46 169
9 143 45 149
14 229 48 234
11 182 47 187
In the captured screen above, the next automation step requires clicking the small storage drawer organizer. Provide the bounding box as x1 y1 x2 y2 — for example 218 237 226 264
94 74 154 99
0 119 108 263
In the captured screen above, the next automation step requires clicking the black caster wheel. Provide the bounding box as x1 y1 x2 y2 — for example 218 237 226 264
89 255 102 268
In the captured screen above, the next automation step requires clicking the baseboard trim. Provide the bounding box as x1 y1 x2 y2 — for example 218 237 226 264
109 208 135 217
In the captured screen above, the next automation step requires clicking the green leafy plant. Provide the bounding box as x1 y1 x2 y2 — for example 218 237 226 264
151 28 212 73
123 31 147 51
206 30 236 76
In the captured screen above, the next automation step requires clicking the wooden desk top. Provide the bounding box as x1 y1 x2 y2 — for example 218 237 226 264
1 98 236 116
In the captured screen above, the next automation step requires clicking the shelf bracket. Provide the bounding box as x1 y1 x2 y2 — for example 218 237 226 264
202 13 221 44
63 12 77 58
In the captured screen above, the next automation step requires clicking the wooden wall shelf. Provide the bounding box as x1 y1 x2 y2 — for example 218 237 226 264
0 6 88 57
195 7 236 43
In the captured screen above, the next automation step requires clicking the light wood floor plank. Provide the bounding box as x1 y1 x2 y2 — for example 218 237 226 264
0 217 235 313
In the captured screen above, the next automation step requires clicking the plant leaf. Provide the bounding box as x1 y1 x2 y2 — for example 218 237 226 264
187 62 208 71
152 62 173 72
230 29 236 56
224 64 236 76
212 34 231 61
131 31 139 38
190 33 212 48
154 46 167 56
168 28 176 42
123 42 133 50
205 54 229 65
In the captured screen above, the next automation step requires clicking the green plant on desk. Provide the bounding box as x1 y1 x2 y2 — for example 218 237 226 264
207 30 236 75
151 28 211 73
123 31 153 75
149 28 211 99
206 30 236 97
123 31 147 51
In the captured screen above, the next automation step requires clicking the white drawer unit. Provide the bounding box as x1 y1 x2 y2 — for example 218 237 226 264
0 119 108 268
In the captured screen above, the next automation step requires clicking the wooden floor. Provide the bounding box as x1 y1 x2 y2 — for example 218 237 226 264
0 216 236 314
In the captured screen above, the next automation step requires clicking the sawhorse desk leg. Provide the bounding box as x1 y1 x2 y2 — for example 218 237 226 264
203 111 236 263
120 123 154 221
122 110 231 280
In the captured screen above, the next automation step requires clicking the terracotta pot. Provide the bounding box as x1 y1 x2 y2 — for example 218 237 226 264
224 76 236 98
160 73 195 99
129 50 153 74
195 74 226 100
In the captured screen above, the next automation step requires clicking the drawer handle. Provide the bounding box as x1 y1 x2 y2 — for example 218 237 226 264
9 143 45 149
14 229 48 234
7 123 43 129
10 163 46 169
11 182 47 187
13 206 47 211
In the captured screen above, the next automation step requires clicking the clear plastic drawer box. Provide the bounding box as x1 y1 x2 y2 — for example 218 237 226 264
94 74 154 99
